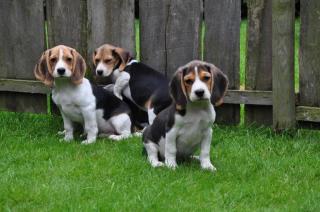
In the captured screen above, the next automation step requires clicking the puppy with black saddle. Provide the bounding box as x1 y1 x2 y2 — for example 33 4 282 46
34 45 133 144
143 60 228 171
93 44 172 125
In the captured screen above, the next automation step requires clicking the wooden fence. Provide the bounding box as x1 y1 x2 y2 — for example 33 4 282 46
0 0 319 131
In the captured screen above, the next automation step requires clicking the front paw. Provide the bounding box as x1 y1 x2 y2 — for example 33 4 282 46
63 134 73 142
165 158 178 169
81 139 96 145
57 130 65 136
201 161 216 172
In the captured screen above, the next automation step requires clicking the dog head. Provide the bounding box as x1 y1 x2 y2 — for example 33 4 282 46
170 60 228 109
92 44 132 77
34 45 86 86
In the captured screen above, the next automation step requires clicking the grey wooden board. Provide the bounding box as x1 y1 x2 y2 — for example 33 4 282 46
139 0 202 77
0 92 47 114
296 106 320 123
0 79 49 94
46 0 87 57
272 0 296 130
87 0 135 69
0 0 47 113
204 0 241 125
224 90 272 105
245 0 272 126
300 0 320 107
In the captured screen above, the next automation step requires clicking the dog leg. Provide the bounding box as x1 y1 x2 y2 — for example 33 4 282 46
144 142 164 167
108 113 131 141
81 105 98 145
113 72 130 100
60 112 74 142
147 108 156 125
199 128 216 172
165 129 178 169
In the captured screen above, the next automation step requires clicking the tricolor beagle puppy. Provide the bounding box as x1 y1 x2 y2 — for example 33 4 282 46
34 45 132 144
142 60 228 171
93 44 171 125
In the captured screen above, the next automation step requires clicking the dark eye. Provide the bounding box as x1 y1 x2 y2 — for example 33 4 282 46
104 59 112 64
66 57 72 62
50 58 57 63
185 79 193 85
95 59 100 64
203 76 211 82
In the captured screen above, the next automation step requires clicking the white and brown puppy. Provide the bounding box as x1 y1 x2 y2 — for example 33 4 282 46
142 60 228 171
93 44 171 125
34 45 132 144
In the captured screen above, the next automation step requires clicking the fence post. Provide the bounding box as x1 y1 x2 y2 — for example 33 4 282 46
245 0 272 126
272 0 296 131
204 0 241 125
139 0 202 77
0 0 47 113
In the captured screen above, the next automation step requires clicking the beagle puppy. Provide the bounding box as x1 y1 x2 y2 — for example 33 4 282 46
93 44 172 125
34 45 132 144
142 60 228 171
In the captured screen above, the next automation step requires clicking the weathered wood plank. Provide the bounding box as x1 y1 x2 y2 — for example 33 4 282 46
87 0 135 67
46 0 87 56
0 79 49 94
224 90 272 105
299 0 320 107
272 0 296 130
296 106 320 123
245 0 272 126
0 0 47 113
140 0 202 77
204 0 241 125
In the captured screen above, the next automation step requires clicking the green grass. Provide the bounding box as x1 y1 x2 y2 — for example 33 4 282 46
1 112 320 211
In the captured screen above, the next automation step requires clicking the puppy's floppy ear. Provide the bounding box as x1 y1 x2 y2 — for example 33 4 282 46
112 47 131 71
204 63 229 106
169 67 188 109
71 49 86 85
92 49 97 66
34 50 54 86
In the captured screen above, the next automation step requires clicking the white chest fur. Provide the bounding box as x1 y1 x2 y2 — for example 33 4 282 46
52 78 96 123
167 103 216 156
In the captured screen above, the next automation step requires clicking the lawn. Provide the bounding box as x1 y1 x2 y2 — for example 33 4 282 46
1 19 319 211
1 112 320 210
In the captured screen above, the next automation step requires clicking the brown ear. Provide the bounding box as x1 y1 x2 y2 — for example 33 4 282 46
71 50 86 85
204 63 228 106
92 49 97 66
34 50 53 86
112 47 131 71
170 67 188 109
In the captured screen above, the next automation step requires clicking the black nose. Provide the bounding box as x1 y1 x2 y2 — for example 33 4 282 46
57 68 65 75
96 70 103 76
195 89 205 97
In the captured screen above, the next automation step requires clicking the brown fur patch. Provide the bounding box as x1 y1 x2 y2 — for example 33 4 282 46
183 70 196 98
93 44 131 72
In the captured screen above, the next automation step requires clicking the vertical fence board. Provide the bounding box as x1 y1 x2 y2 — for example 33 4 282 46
0 0 47 113
87 0 135 67
46 0 87 57
140 0 201 77
300 0 320 107
204 0 241 125
272 0 295 130
245 0 272 126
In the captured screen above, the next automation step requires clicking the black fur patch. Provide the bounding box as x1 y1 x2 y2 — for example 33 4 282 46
124 62 172 114
91 85 130 120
